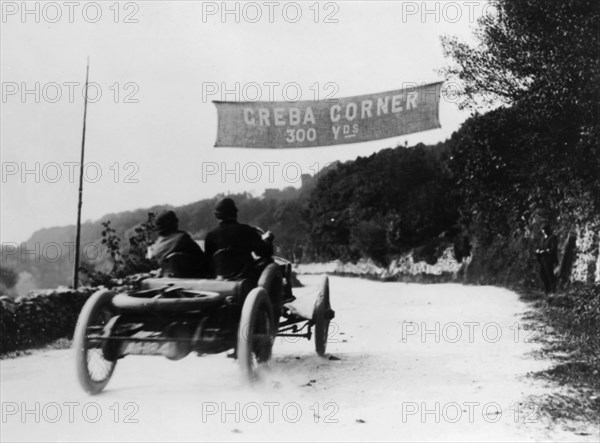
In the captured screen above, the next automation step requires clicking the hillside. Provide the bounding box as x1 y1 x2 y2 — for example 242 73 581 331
1 141 462 292
1 179 318 290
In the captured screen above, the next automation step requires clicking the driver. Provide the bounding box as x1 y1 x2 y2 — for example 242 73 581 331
204 198 273 280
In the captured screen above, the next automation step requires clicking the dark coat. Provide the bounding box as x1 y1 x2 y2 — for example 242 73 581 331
148 231 206 266
538 234 558 266
204 220 272 264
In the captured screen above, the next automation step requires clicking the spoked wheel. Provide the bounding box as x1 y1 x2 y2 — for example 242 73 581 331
74 289 118 394
238 287 274 381
313 276 334 356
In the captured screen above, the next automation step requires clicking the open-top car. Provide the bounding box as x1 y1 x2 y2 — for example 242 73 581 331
73 251 335 394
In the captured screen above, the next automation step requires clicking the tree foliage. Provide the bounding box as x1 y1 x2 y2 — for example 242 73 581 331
442 0 600 285
443 0 599 222
0 265 19 296
441 0 600 116
7 0 600 288
80 214 159 286
0 266 18 289
306 143 459 264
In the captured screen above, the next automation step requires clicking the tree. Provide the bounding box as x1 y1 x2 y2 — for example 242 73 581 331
441 0 599 117
0 265 19 293
271 199 310 262
441 0 600 285
350 220 387 266
442 0 600 227
305 144 458 263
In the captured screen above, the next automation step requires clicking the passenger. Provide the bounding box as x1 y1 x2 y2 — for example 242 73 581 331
147 210 209 277
204 198 273 280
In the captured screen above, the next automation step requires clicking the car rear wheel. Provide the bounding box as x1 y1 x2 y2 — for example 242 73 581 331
237 287 274 381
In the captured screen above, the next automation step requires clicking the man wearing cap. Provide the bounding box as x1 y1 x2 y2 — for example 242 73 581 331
147 210 208 277
204 197 273 280
535 224 559 295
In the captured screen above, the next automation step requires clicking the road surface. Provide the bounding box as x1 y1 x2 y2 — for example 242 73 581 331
1 276 597 442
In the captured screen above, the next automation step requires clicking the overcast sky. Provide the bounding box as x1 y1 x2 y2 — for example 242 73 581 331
1 1 487 243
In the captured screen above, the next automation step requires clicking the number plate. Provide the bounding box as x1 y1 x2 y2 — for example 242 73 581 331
123 341 171 356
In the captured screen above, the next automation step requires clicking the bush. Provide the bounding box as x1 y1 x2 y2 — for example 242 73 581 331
413 237 452 265
563 283 600 334
538 283 600 396
0 265 19 298
81 214 159 287
465 235 540 288
350 220 388 266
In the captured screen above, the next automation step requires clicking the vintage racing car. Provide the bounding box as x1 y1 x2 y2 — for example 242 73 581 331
73 251 334 394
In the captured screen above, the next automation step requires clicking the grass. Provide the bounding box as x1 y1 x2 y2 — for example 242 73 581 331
518 283 600 423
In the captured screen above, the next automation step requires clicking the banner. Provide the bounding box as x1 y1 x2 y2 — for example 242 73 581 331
213 82 442 148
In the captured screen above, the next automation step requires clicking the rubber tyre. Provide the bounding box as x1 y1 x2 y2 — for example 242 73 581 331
313 276 332 356
74 289 118 394
237 287 274 381
257 263 284 329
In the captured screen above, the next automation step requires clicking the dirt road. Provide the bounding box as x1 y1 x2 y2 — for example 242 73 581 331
1 276 597 442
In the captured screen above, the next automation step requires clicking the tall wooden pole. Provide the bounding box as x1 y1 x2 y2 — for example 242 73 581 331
73 58 90 289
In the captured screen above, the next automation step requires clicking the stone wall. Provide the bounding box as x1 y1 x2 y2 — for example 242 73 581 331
0 287 96 354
